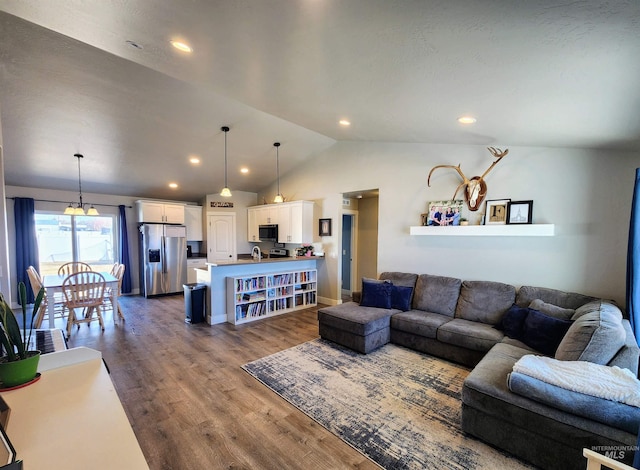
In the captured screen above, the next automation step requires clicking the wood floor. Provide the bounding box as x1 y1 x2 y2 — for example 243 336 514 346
64 295 379 470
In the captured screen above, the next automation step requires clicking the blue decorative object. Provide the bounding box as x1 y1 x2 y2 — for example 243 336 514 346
521 309 573 356
390 285 413 311
498 304 530 340
360 279 392 309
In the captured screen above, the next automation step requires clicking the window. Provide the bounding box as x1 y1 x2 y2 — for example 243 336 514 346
35 213 116 275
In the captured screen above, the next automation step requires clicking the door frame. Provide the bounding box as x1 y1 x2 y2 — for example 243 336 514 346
207 212 237 263
341 209 358 299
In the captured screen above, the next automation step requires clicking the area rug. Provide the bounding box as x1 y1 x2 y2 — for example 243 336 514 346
242 339 534 470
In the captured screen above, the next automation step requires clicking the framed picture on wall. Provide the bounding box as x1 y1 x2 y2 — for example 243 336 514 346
425 200 464 226
506 200 533 225
319 218 332 236
484 199 510 225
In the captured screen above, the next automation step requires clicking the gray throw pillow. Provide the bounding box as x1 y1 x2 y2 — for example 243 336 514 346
529 299 575 320
555 300 626 364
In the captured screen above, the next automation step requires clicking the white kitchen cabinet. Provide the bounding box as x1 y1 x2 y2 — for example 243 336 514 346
185 205 203 241
277 201 314 244
247 201 314 244
187 257 207 283
248 207 260 242
247 205 278 242
136 200 185 224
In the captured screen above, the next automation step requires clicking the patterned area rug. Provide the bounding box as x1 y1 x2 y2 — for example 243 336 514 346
243 339 534 470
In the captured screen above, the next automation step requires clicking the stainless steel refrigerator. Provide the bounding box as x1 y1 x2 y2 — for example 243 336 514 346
139 224 187 297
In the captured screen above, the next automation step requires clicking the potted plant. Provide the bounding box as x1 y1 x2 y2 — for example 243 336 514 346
297 245 314 257
0 282 45 388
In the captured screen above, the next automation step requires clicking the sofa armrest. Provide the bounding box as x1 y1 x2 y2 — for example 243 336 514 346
352 291 362 303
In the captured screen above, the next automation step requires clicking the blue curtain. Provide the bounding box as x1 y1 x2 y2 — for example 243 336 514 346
635 429 639 469
626 168 640 346
14 197 39 304
118 205 132 294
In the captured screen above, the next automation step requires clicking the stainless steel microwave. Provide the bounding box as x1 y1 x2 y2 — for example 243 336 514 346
258 224 278 241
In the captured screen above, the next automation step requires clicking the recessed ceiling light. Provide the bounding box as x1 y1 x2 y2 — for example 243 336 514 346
169 182 178 189
339 119 351 126
457 116 477 124
189 156 200 164
240 167 249 174
170 40 193 53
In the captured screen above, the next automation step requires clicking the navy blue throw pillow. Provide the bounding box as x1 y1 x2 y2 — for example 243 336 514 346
497 304 530 340
521 309 573 356
390 285 413 311
360 279 392 309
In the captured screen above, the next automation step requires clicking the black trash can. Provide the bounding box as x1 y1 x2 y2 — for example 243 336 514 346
183 283 206 324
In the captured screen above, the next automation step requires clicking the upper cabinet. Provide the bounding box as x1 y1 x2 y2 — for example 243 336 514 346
247 201 314 244
185 206 204 241
136 200 185 224
277 201 313 244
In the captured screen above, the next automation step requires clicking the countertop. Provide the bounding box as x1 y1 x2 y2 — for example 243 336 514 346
207 256 323 267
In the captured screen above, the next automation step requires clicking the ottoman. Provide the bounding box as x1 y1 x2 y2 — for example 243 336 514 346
317 302 398 353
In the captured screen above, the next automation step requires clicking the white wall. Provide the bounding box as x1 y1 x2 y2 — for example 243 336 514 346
0 103 11 302
259 141 640 306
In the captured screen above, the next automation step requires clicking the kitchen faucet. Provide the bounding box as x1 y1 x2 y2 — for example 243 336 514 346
251 245 261 261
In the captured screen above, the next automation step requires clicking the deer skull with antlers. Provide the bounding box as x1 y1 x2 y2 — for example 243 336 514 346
427 147 509 211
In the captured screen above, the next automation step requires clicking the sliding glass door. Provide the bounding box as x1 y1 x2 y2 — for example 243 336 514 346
34 212 116 275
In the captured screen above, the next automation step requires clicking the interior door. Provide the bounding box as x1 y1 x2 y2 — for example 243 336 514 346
208 213 237 263
342 214 353 294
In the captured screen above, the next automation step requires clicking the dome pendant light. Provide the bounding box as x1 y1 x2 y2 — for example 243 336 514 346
64 153 99 216
273 142 284 203
220 126 232 197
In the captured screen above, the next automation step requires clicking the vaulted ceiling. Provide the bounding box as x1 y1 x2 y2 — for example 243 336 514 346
1 1 639 202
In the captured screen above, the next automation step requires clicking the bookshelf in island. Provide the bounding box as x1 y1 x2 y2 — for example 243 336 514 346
227 269 317 325
196 257 320 325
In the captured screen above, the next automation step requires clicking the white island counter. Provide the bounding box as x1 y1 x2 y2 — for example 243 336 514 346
196 257 321 324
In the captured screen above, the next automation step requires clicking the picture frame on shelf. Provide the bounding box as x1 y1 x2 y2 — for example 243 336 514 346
425 200 464 226
484 199 511 225
506 200 533 225
319 218 332 236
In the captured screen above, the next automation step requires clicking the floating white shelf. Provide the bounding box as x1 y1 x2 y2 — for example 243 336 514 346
409 224 555 237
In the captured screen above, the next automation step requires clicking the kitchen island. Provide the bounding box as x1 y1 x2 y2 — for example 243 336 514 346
196 257 321 324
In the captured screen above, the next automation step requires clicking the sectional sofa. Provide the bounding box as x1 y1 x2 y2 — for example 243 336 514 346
317 272 640 470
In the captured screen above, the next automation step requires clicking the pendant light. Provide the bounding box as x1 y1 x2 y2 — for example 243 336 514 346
273 142 283 203
64 153 99 216
220 126 232 197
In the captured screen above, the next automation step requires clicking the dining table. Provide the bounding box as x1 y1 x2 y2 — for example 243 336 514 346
42 272 120 329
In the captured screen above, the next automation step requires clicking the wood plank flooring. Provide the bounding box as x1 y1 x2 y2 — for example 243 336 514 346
65 295 378 470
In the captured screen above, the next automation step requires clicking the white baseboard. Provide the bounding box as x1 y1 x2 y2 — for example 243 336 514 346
318 296 340 306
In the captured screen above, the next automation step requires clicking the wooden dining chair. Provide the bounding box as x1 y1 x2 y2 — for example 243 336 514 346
62 271 106 336
58 261 92 276
27 266 67 328
104 263 126 321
